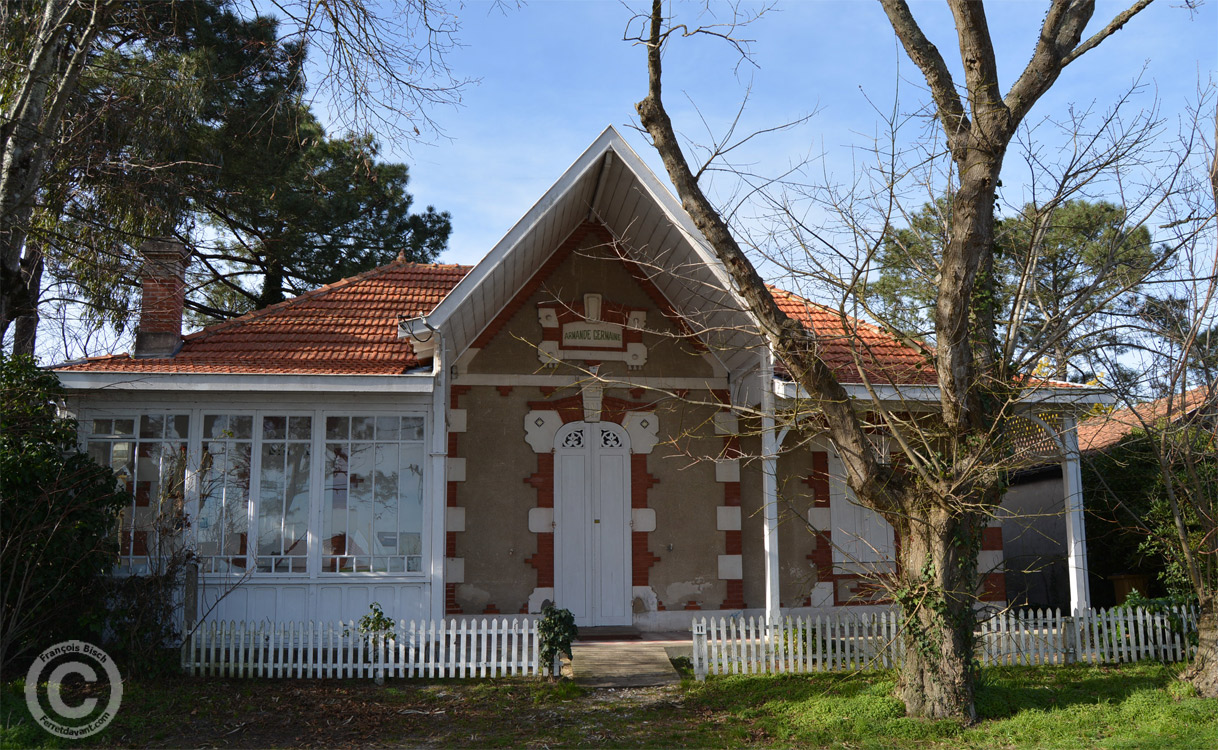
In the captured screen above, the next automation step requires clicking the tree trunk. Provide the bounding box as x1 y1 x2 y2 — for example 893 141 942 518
1184 594 1218 698
936 154 1003 433
892 504 984 722
11 244 42 356
2 0 113 335
256 255 286 309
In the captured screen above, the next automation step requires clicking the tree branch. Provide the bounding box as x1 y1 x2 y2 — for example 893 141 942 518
877 0 970 152
635 0 894 508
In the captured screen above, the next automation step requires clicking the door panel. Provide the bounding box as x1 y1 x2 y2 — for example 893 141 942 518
595 450 630 623
554 423 631 626
556 450 589 621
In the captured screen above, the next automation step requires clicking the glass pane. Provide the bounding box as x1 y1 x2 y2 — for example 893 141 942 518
92 419 112 436
352 417 374 441
373 442 399 555
348 443 373 557
258 443 285 556
169 415 190 440
87 442 108 466
288 415 312 441
262 416 286 441
376 416 400 440
326 416 348 440
324 443 348 560
114 419 135 436
140 414 163 439
230 416 253 439
401 417 424 440
400 532 422 556
203 414 227 439
135 442 160 508
283 442 310 556
399 443 425 539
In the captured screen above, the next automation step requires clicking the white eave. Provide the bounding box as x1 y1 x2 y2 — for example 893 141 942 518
404 125 761 378
54 370 435 394
774 379 1114 406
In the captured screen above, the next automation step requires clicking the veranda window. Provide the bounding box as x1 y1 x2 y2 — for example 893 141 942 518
87 414 189 573
88 409 426 576
323 416 425 573
256 416 311 573
197 415 253 573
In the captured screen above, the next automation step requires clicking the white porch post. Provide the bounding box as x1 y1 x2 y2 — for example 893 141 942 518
427 333 450 622
1059 414 1092 614
761 348 781 624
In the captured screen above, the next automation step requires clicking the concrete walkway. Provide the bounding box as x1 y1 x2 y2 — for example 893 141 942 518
567 633 687 688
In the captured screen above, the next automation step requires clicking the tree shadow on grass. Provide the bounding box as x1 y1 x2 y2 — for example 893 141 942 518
975 664 1176 720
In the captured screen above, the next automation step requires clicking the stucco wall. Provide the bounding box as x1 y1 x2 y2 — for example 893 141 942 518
738 437 822 609
452 385 540 614
465 228 716 380
646 396 727 611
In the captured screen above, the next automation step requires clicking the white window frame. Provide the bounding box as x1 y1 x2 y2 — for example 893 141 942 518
79 404 431 582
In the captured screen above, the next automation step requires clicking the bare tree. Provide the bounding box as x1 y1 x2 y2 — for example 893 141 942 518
1085 97 1217 695
629 0 1194 721
1 0 471 346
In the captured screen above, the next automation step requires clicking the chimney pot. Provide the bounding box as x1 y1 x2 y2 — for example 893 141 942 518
133 239 189 358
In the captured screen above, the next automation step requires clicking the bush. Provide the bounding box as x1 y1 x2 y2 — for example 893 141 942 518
0 354 127 673
538 604 578 676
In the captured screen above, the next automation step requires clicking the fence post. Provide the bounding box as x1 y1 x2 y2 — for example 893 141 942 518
1063 614 1076 664
692 619 708 681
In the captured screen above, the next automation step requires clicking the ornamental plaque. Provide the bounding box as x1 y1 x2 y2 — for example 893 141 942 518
537 293 648 368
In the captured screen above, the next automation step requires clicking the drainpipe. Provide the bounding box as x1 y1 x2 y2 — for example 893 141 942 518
761 347 781 625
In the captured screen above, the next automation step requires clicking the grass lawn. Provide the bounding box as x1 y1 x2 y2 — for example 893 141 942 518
2 662 1215 748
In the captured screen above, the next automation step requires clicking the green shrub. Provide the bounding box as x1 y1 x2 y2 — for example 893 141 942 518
537 604 577 675
0 355 127 673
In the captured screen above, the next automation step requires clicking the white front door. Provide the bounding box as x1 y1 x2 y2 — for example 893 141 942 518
554 422 632 626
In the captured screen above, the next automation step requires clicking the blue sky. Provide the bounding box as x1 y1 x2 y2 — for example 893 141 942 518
368 1 1216 268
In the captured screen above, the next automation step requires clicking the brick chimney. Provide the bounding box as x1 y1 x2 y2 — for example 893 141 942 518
133 239 189 359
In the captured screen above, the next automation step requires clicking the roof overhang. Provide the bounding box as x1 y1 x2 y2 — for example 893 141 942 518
774 380 1115 407
403 125 762 378
55 371 435 394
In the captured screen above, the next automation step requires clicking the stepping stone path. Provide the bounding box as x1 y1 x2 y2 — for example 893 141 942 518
567 632 683 688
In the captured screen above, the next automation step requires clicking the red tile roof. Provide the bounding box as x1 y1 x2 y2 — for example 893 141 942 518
769 286 936 385
56 261 472 375
1078 386 1215 452
55 263 934 383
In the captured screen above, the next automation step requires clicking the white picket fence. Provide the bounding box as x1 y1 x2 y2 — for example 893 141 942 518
182 617 546 679
692 606 1198 680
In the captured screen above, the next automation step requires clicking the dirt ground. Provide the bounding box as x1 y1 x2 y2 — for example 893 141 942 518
75 678 709 749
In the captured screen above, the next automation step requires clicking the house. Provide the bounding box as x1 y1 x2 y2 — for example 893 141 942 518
53 128 1107 629
1002 386 1215 609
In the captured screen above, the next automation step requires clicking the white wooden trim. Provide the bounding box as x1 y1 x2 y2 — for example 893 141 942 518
774 380 1113 406
57 371 435 393
454 373 728 389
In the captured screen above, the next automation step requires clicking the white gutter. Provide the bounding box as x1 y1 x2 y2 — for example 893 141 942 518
772 380 1114 406
55 371 435 393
